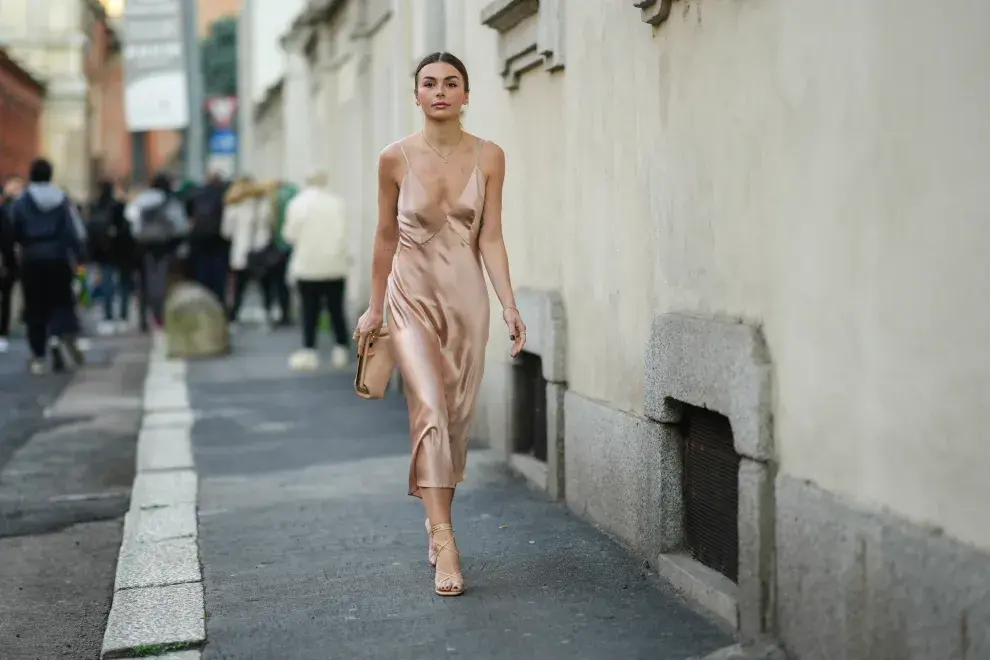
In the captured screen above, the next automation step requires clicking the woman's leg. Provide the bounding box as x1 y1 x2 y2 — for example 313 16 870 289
325 278 349 348
393 323 464 594
228 269 249 322
297 281 319 349
101 264 117 321
258 269 275 324
119 267 134 322
144 254 171 325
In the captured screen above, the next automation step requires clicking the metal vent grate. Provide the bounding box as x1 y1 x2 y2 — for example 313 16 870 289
512 351 548 462
681 405 740 582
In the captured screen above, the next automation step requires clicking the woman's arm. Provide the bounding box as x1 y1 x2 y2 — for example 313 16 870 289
478 142 526 357
367 146 402 314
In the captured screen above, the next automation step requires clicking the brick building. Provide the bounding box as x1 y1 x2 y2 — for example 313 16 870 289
0 49 45 180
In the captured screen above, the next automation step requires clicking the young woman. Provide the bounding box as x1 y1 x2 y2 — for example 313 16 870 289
355 52 527 597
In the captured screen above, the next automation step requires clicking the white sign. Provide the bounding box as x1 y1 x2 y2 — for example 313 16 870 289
207 154 236 178
123 0 189 131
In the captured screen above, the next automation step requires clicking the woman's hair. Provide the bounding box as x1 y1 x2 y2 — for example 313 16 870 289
413 52 470 93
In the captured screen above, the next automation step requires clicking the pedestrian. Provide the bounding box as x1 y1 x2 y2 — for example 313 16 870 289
221 176 275 326
8 158 87 374
87 178 134 335
266 179 296 326
125 172 189 330
0 174 25 353
281 171 350 371
353 52 527 597
188 171 230 305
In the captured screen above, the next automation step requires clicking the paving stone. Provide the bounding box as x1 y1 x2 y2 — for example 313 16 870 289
143 409 196 430
122 504 197 546
118 651 201 660
130 470 197 510
115 536 200 590
137 427 194 471
101 582 205 658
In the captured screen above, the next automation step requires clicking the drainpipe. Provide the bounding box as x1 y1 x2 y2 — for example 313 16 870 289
181 0 205 182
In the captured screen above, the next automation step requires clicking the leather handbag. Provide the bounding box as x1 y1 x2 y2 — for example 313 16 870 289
354 326 395 399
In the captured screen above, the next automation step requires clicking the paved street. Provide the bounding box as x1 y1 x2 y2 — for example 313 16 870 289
189 330 732 659
0 331 149 660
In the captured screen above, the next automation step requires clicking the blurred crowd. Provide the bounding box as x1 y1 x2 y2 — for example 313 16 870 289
0 160 352 374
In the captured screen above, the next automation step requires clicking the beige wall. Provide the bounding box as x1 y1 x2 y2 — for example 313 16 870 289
445 0 990 553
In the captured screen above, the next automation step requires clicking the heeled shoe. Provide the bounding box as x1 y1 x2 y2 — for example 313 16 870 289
430 522 464 597
425 517 437 567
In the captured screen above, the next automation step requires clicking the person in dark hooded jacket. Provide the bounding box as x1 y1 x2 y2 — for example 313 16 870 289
9 159 87 374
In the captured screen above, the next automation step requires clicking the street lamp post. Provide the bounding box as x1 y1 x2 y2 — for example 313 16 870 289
182 0 205 182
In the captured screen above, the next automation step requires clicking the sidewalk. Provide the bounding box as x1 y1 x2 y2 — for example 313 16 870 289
139 329 731 659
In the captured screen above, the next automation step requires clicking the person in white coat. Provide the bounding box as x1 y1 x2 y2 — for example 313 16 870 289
281 171 351 371
221 177 274 324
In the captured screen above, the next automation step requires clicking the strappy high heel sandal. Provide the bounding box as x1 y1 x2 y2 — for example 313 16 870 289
425 517 437 567
430 522 464 597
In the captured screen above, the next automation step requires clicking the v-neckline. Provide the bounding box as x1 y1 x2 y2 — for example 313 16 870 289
403 165 480 216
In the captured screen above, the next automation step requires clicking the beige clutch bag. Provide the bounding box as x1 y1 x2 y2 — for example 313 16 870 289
354 326 395 399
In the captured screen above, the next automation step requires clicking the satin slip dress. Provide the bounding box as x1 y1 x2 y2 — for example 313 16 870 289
387 137 490 498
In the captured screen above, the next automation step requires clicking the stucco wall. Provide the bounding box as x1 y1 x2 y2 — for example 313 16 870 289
447 0 990 553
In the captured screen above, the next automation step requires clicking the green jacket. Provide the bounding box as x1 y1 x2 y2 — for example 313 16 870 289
273 183 299 251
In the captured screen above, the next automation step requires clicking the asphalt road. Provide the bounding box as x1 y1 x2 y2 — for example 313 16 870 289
0 334 149 660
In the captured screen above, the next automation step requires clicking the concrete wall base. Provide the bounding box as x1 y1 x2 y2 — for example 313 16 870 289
776 475 990 660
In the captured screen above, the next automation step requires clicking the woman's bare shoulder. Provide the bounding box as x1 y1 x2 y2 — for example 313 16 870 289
475 137 505 176
379 139 407 165
378 139 412 183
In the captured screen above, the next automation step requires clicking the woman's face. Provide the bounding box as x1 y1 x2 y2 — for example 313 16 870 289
415 62 468 121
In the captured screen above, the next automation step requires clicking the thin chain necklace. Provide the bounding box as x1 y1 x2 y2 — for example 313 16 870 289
422 130 463 164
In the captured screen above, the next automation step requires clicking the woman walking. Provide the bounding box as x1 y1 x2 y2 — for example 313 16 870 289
354 52 527 597
222 177 274 325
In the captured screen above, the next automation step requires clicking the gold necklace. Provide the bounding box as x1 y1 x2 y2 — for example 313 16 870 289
422 130 463 164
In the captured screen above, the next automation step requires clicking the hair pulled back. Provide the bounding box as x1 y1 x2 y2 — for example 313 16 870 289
413 52 470 93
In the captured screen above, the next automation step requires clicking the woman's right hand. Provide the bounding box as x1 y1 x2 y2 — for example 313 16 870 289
353 307 384 347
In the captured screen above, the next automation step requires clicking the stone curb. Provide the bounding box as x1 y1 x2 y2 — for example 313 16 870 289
101 331 206 659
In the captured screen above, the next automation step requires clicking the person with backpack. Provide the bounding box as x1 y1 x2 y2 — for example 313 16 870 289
8 159 87 374
87 179 133 334
188 171 229 304
124 172 189 330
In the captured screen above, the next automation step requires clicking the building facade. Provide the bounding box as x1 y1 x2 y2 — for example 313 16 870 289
251 79 285 181
0 0 101 197
0 48 45 178
236 0 305 176
261 2 990 657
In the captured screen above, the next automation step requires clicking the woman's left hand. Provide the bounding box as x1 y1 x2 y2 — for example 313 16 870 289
503 307 527 358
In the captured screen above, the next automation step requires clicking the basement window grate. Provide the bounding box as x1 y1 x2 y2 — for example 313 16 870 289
512 351 548 462
680 405 740 583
